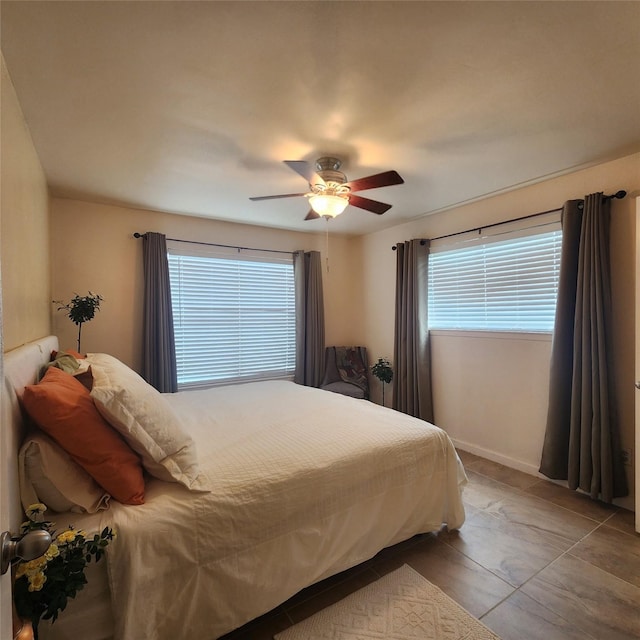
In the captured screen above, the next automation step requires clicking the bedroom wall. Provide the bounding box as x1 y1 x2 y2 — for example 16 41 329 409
49 198 364 372
360 152 640 510
0 55 51 640
0 56 51 351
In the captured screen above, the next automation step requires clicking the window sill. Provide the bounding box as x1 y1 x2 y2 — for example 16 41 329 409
177 373 295 392
429 329 552 342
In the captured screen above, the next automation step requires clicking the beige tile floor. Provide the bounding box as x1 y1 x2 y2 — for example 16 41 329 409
220 450 640 640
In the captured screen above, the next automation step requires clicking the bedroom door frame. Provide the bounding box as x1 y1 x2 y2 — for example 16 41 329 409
635 196 639 533
0 259 11 638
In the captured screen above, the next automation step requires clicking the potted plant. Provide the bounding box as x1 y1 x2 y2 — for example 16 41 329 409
371 357 393 407
13 504 114 640
53 292 103 353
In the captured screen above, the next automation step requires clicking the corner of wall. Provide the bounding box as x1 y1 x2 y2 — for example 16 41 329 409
1 53 51 351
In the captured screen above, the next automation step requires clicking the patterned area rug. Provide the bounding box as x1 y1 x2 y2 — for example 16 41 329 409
275 565 501 640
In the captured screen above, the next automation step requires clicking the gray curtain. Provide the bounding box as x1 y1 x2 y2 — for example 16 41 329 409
392 239 434 422
539 194 627 502
142 232 178 393
293 250 325 387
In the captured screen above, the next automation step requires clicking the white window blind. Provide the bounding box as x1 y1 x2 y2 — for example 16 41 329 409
428 227 562 332
168 247 296 389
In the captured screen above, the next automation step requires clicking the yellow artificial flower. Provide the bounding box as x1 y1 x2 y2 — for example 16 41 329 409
16 556 47 578
56 530 78 544
27 571 47 592
27 503 46 515
44 543 59 560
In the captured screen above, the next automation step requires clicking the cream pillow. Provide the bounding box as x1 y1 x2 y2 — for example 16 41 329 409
19 431 111 514
87 353 208 491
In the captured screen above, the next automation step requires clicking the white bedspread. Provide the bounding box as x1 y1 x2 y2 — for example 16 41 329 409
89 381 466 639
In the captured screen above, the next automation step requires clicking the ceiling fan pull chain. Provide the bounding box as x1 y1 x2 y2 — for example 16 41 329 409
325 220 330 273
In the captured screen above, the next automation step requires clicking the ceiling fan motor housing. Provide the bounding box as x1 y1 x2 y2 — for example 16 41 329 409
314 157 347 187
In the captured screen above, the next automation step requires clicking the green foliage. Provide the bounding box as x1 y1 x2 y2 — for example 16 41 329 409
13 504 114 634
371 357 393 384
52 292 103 352
53 292 103 326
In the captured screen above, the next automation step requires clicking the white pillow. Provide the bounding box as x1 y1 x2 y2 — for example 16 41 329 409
87 353 208 491
19 431 111 514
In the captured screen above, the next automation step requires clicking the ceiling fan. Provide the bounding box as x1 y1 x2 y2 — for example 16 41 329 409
250 157 404 220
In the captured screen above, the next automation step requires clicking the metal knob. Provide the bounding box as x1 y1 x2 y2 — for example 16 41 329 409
636 381 640 389
1 529 52 575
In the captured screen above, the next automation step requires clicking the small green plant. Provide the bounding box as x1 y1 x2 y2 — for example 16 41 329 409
13 504 114 640
53 292 103 353
371 357 393 407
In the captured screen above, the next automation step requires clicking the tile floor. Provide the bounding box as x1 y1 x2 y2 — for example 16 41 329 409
220 450 640 640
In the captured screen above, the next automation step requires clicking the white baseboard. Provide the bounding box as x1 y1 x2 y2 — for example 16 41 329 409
450 437 635 512
450 438 541 477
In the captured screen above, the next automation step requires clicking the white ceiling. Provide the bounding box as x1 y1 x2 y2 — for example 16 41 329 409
2 1 639 236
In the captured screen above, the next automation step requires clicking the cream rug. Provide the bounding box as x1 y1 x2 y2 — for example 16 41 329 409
275 565 501 640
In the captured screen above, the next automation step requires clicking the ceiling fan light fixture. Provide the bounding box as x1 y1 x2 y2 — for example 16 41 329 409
308 194 349 218
250 157 403 221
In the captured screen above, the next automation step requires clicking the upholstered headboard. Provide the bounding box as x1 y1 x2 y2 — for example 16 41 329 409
2 336 59 531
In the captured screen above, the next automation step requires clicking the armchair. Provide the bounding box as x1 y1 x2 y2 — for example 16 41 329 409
320 346 369 400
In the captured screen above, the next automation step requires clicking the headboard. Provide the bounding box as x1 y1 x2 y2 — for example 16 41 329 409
2 336 59 531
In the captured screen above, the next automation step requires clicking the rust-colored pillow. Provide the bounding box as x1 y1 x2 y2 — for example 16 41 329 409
22 366 145 505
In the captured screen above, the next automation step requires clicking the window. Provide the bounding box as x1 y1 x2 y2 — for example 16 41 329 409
428 225 562 332
168 246 295 389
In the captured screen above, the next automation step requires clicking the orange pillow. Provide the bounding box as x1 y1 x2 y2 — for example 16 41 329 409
22 366 145 505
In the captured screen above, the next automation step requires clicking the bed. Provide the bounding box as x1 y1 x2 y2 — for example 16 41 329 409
4 336 466 640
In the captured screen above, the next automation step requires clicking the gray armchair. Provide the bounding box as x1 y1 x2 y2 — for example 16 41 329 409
320 346 369 399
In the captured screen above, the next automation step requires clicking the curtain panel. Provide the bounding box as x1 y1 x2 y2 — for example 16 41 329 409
142 232 178 393
539 194 627 502
392 239 434 422
293 250 325 387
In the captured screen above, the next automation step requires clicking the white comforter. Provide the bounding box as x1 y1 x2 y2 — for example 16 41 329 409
92 381 466 639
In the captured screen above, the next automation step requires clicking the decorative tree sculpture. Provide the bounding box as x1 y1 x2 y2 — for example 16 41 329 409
53 292 103 353
371 357 393 407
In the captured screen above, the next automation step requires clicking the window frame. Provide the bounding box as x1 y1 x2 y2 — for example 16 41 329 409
427 215 562 334
167 243 296 390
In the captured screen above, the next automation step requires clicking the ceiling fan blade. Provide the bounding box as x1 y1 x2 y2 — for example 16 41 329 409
348 194 392 215
249 193 307 201
304 209 321 221
346 170 404 193
284 160 322 184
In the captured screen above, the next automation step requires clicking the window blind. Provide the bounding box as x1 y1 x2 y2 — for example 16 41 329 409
428 228 562 332
168 249 295 389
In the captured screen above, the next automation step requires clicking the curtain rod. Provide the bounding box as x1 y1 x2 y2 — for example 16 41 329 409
133 233 295 256
391 190 627 250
